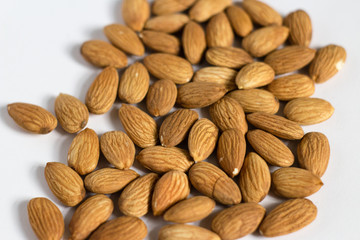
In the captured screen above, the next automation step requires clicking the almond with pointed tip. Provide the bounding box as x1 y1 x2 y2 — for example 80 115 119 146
206 47 253 69
193 67 237 91
242 0 282 26
140 30 180 55
152 0 196 15
122 0 150 31
146 79 177 117
182 21 206 64
206 12 234 48
284 10 312 47
145 13 189 33
189 0 231 22
226 5 253 37
235 62 275 89
159 224 221 240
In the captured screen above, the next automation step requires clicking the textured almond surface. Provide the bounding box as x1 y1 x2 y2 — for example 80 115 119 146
206 46 253 69
140 30 180 55
284 10 312 47
193 66 237 91
159 224 221 240
206 12 234 48
182 21 207 64
146 79 177 117
189 0 231 22
122 0 150 31
145 13 189 33
152 0 196 15
235 62 275 89
242 0 282 26
226 5 253 37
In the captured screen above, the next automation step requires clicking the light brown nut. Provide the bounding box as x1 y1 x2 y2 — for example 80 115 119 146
226 5 253 37
146 79 177 117
298 132 330 177
189 0 231 22
100 131 135 170
118 173 159 217
27 198 64 240
242 0 282 26
206 12 234 48
84 168 139 194
212 203 266 240
140 30 180 55
69 194 113 240
118 62 149 104
159 109 198 147
193 67 237 91
182 21 207 64
68 128 100 175
159 224 221 240
7 102 57 134
152 0 196 16
235 62 275 89
239 152 271 203
145 13 189 33
118 104 158 148
284 10 312 47
85 66 119 114
152 170 190 216
284 97 334 125
206 47 253 69
163 196 215 223
44 162 85 207
122 0 150 31
247 129 294 167
81 40 127 68
259 198 317 237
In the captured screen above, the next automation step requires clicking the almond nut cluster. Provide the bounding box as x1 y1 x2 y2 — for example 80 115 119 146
8 0 346 239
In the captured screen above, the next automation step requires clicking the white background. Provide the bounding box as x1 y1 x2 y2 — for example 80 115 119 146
1 0 360 239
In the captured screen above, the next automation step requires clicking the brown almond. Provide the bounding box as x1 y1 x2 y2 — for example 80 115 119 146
140 30 180 55
226 5 253 37
242 0 282 26
206 12 234 48
146 79 177 117
235 62 275 89
152 0 196 16
189 0 231 22
122 0 150 31
206 46 253 69
193 66 237 91
182 21 207 64
159 224 221 240
284 10 312 47
145 13 189 33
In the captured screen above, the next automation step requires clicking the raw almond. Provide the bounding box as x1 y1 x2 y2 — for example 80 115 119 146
284 10 312 47
152 170 190 216
206 12 234 48
146 79 177 117
242 0 282 26
140 30 180 55
122 0 150 31
145 13 189 33
206 46 253 69
298 132 330 177
259 198 317 237
189 0 231 22
159 224 221 240
193 67 237 91
159 109 198 147
118 62 149 104
85 66 119 114
152 0 196 15
68 128 100 175
7 102 57 134
118 104 158 148
226 5 253 37
235 62 275 89
182 21 207 64
284 97 334 125
247 129 294 167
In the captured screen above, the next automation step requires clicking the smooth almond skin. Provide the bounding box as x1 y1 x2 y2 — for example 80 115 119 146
7 103 57 134
242 0 282 26
68 128 100 175
55 93 89 133
284 98 335 125
84 168 139 194
189 0 231 22
193 67 237 91
239 152 271 203
136 146 194 173
69 194 113 240
188 118 219 162
44 162 85 207
118 62 149 104
152 170 190 216
309 44 347 83
145 13 189 33
159 224 221 240
28 198 64 240
267 74 315 101
140 30 180 55
206 12 234 48
235 62 275 89
152 0 196 15
146 79 177 117
122 0 150 31
144 53 193 84
86 66 119 114
226 5 253 37
264 46 316 75
242 26 289 58
163 196 216 223
81 40 127 68
259 198 317 237
227 89 279 114
104 24 145 56
247 130 294 167
206 47 253 69
118 104 158 148
159 109 198 147
212 203 266 240
119 173 159 217
298 132 330 177
100 131 135 170
247 112 304 140
284 10 312 47
89 216 147 240
183 21 206 64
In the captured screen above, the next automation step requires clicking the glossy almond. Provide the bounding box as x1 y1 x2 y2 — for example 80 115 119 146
140 30 180 55
193 67 237 91
206 12 234 48
146 79 177 117
152 0 196 15
206 47 253 69
159 224 221 240
284 10 312 47
189 0 231 22
122 0 150 31
145 13 189 33
235 62 275 89
182 21 206 64
242 0 282 26
226 5 253 37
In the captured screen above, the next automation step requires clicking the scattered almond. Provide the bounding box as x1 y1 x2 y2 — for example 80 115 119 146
226 5 253 37
159 224 221 240
140 30 180 55
206 12 234 48
235 62 275 89
193 66 237 91
152 0 196 16
284 10 312 47
206 46 253 69
189 0 232 22
122 0 150 31
146 79 177 117
145 13 189 33
182 21 207 64
242 0 282 26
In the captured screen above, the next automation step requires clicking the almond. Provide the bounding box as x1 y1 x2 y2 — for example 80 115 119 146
193 67 237 91
284 10 312 47
284 97 334 125
122 0 150 31
235 62 275 89
118 104 158 148
242 0 282 26
140 30 180 55
206 46 253 69
7 102 57 134
247 129 294 167
146 79 177 117
145 13 189 33
206 12 234 48
189 0 231 22
152 170 190 216
182 21 207 64
152 0 196 15
226 5 253 37
159 224 221 240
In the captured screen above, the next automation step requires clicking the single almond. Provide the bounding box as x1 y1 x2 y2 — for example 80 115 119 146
189 0 231 22
182 21 207 64
152 0 196 16
122 0 150 31
145 13 189 33
206 46 253 69
206 12 234 48
226 5 253 37
242 0 282 26
284 10 312 47
146 79 177 117
140 30 180 55
159 224 221 240
193 66 237 91
7 102 57 134
235 62 275 89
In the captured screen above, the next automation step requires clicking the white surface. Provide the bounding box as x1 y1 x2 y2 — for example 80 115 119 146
1 0 360 239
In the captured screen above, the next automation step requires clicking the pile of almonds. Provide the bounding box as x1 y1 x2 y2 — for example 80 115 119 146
8 0 346 239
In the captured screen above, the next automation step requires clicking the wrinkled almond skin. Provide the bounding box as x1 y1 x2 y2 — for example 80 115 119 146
247 129 294 167
159 224 221 240
136 146 194 173
152 0 196 16
44 162 85 207
239 152 271 203
159 109 198 147
69 194 113 240
193 67 237 91
100 131 135 170
226 5 253 37
284 10 312 47
7 102 57 134
212 203 266 240
242 0 282 26
81 40 127 68
206 12 234 48
235 62 275 89
119 173 159 217
259 198 317 237
189 0 231 22
122 0 150 31
152 170 190 216
146 79 177 117
206 47 253 69
84 168 139 194
298 132 330 177
68 128 100 175
140 30 180 55
183 21 207 64
145 13 189 33
118 104 158 148
28 198 64 240
86 66 119 114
